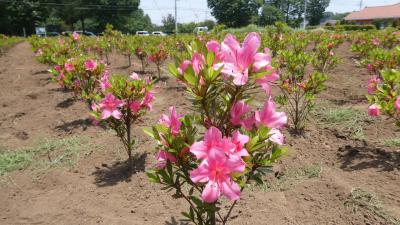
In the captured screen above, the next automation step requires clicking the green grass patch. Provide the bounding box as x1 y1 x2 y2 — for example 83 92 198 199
345 188 400 225
256 164 323 192
0 136 91 175
383 139 400 147
315 106 373 140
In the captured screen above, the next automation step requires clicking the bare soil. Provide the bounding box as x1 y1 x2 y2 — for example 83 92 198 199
0 41 399 225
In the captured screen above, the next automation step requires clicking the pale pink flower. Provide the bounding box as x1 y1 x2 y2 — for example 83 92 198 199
156 150 177 169
147 55 154 64
368 104 380 117
99 93 124 120
329 51 335 56
255 66 279 93
130 72 140 80
178 60 191 74
84 59 97 71
35 49 43 56
367 64 373 72
100 71 111 91
72 32 80 41
268 128 284 145
367 75 380 94
59 38 65 45
64 63 74 72
189 127 236 160
190 150 245 203
395 96 400 110
213 32 272 86
159 106 183 136
129 100 141 114
206 40 220 53
192 52 205 75
255 97 287 129
372 38 380 46
141 92 154 111
230 101 251 126
230 131 249 157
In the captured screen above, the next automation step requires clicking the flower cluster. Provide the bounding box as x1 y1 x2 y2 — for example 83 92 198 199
147 33 287 224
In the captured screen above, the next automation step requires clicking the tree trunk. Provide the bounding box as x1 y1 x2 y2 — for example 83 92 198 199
80 17 85 32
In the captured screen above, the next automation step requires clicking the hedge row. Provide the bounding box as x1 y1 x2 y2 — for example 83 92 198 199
307 24 376 31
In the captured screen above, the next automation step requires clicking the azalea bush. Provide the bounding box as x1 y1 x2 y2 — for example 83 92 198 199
276 36 330 133
91 72 154 163
367 69 400 127
146 33 287 225
148 46 168 79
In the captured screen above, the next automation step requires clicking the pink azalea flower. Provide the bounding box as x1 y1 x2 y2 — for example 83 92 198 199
255 66 279 93
367 75 380 94
214 32 272 86
156 150 177 169
100 72 111 91
91 102 100 111
268 128 284 145
129 100 141 114
35 49 43 56
206 40 220 53
64 63 74 72
72 32 80 41
190 150 245 203
59 38 65 45
99 93 124 120
192 52 205 75
159 106 183 136
84 59 97 71
130 72 140 80
147 55 154 63
255 97 287 129
54 65 62 72
189 127 236 160
367 64 373 72
372 38 380 46
141 92 154 111
230 130 250 157
230 100 251 126
329 51 335 56
395 96 400 110
368 104 380 117
178 60 191 74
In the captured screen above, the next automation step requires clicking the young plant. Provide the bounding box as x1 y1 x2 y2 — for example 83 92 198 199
146 33 287 225
148 45 168 79
367 69 400 127
135 47 148 73
91 73 154 163
276 37 328 133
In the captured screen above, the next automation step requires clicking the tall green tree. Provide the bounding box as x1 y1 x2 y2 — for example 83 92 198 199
207 0 262 27
162 14 176 33
306 0 330 25
259 4 284 26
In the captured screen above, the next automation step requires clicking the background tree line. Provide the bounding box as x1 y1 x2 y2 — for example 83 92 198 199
208 0 331 28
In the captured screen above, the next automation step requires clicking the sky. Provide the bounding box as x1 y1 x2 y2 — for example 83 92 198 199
140 0 400 25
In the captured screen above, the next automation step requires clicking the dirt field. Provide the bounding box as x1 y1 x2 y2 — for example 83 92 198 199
0 41 399 225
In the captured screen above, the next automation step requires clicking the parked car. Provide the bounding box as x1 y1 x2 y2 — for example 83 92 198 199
47 32 60 37
61 31 96 37
152 31 166 36
193 26 208 34
136 31 150 36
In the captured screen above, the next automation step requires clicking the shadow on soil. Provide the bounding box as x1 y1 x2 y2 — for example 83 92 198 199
92 152 147 187
338 144 400 172
165 217 189 225
55 118 94 132
56 97 76 108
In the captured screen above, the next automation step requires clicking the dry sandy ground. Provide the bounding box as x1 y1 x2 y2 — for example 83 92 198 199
0 41 399 225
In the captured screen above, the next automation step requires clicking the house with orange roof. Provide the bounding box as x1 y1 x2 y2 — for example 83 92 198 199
344 3 400 27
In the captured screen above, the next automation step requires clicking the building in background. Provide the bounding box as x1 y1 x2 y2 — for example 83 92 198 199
344 3 400 28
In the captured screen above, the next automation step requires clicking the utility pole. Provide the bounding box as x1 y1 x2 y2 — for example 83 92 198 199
303 0 307 29
359 0 363 10
175 0 178 35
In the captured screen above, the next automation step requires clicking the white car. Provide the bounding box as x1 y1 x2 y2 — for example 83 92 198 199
136 31 150 36
152 31 166 36
193 26 208 34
